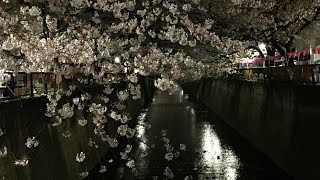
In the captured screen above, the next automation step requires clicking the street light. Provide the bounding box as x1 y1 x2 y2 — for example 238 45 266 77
114 57 121 64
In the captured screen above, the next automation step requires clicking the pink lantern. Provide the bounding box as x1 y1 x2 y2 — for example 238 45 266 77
274 55 281 61
302 48 309 56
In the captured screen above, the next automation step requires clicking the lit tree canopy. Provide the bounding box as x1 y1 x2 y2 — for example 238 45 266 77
1 0 320 178
0 0 320 78
0 0 238 78
207 0 319 44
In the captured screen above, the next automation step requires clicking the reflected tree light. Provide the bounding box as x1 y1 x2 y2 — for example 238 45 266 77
190 108 195 115
133 110 150 173
136 112 148 150
223 150 240 180
114 57 121 64
200 123 240 179
202 124 222 169
137 125 147 151
179 90 184 102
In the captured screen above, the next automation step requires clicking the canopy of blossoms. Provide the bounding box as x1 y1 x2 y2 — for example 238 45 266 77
0 0 252 81
1 0 319 79
0 0 320 178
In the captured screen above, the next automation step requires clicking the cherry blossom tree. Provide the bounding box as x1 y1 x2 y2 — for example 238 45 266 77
0 0 320 178
204 0 320 56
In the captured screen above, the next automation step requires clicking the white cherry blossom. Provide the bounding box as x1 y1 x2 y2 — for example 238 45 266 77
76 152 86 162
99 165 107 173
25 137 39 148
164 167 174 179
78 119 88 126
14 156 29 166
126 159 135 168
0 146 7 158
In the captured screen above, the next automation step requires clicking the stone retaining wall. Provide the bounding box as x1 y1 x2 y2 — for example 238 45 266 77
0 77 155 180
183 79 320 180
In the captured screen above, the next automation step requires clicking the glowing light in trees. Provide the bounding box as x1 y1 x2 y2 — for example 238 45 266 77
114 57 121 64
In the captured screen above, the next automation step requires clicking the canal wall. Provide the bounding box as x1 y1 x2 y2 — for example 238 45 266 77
183 79 320 180
0 78 155 180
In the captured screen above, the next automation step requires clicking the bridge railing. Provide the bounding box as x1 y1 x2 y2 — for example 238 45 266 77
0 72 60 100
0 72 130 100
239 64 320 85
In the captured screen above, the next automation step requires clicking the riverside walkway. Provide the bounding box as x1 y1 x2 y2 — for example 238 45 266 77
88 86 292 180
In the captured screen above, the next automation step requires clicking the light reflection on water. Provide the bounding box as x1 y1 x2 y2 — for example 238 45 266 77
136 111 148 151
135 103 240 179
135 106 240 179
199 123 240 180
202 124 222 166
89 89 291 180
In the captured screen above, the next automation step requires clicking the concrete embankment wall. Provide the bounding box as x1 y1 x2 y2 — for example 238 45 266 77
183 79 320 180
0 78 154 180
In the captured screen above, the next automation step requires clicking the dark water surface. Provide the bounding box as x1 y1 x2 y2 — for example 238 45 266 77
88 87 292 180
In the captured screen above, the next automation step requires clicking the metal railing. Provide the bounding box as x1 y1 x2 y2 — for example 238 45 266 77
0 72 60 100
0 72 130 100
239 64 320 85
